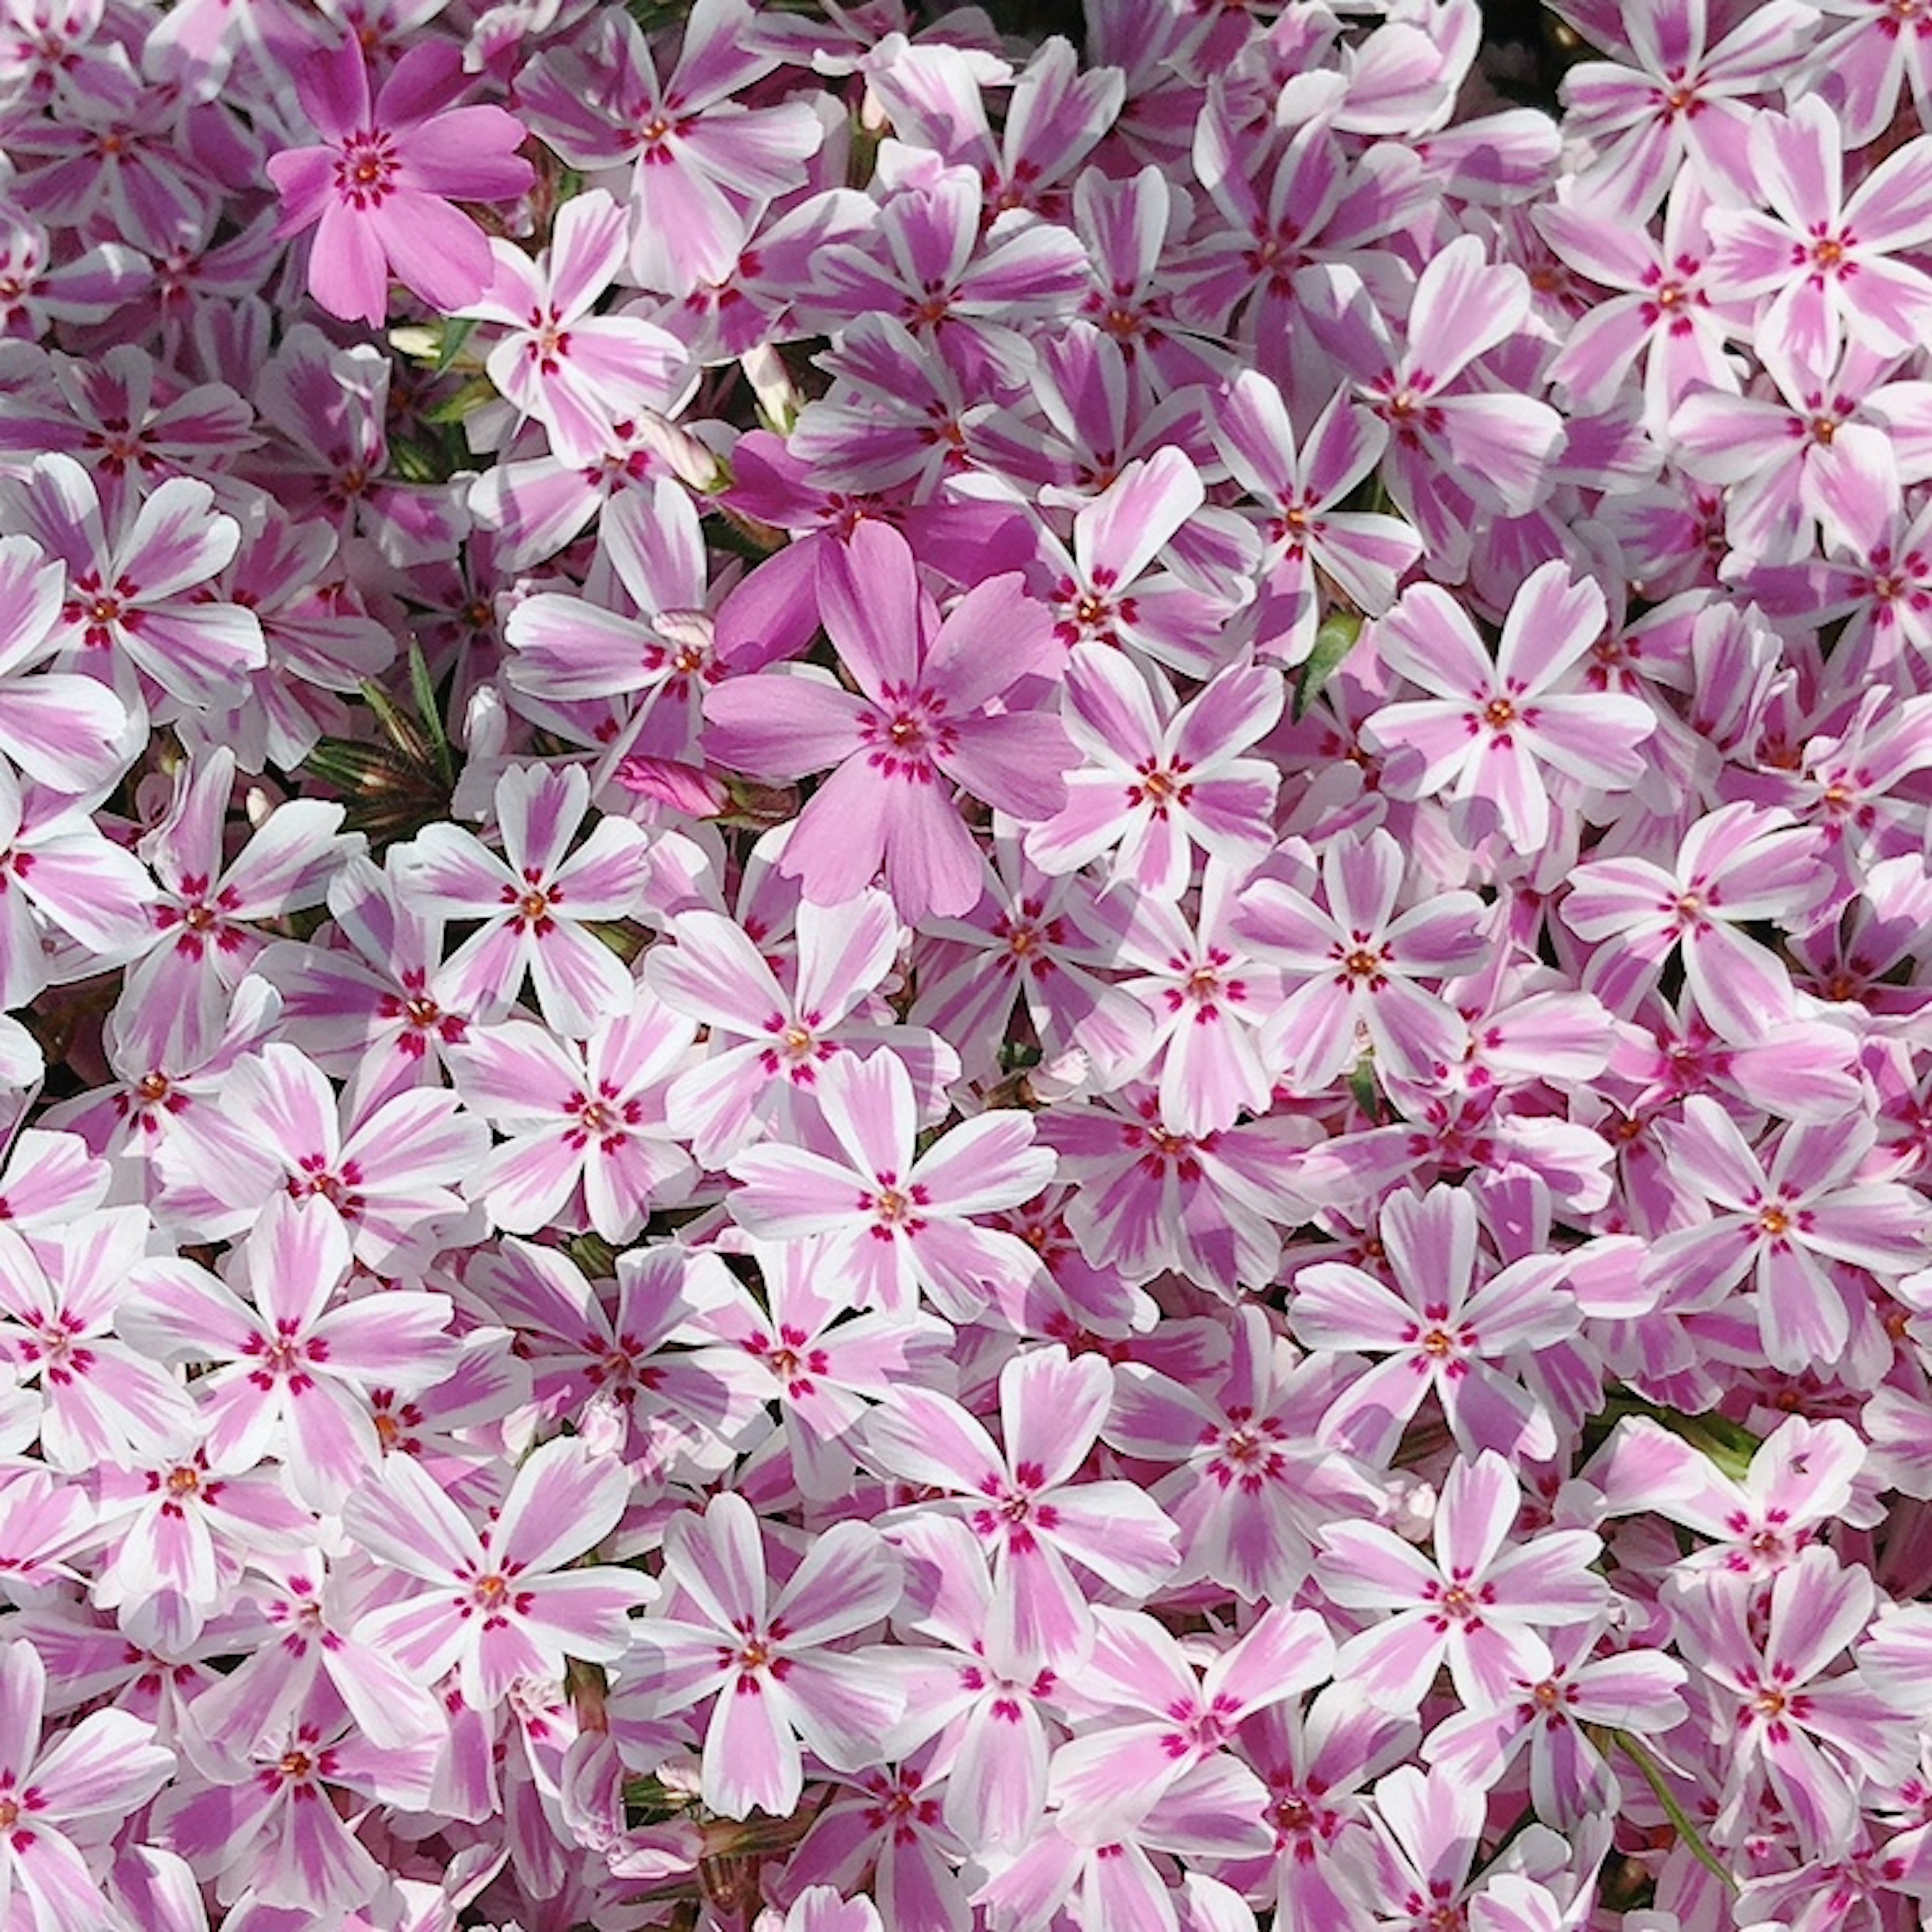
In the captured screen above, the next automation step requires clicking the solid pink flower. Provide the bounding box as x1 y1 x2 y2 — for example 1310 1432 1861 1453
704 522 1075 922
265 36 535 328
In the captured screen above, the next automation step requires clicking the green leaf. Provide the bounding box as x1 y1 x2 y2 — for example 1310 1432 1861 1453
1346 1055 1381 1123
408 642 454 787
422 376 499 427
1294 610 1363 720
566 1233 620 1277
1611 1731 1738 1894
434 314 480 375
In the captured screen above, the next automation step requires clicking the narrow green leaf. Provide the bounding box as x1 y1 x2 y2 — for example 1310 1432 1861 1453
1294 610 1364 721
422 377 499 427
408 643 454 786
1612 1731 1738 1894
1346 1055 1380 1122
434 314 480 374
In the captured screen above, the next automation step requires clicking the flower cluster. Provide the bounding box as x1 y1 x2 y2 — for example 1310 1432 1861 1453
1 1 1930 1929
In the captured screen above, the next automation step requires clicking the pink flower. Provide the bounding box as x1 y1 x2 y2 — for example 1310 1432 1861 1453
447 984 699 1241
859 1344 1180 1662
1706 97 1932 376
1318 1452 1607 1711
0 452 264 716
456 188 693 464
1027 647 1283 901
621 1491 906 1820
121 1192 456 1511
120 747 360 1068
1592 1412 1871 1578
516 0 824 295
1235 828 1490 1092
1423 1624 1687 1830
1560 801 1833 1040
646 888 948 1167
704 522 1075 921
1641 1096 1925 1372
0 1202 195 1475
0 531 131 794
726 1046 1056 1323
343 1435 648 1709
157 1040 488 1272
1291 1185 1580 1464
265 36 535 328
1364 560 1654 850
1105 1306 1384 1604
1560 0 1815 221
1049 1606 1333 1836
672 1234 950 1500
391 761 653 1037
1214 376 1422 665
1665 1549 1912 1857
0 1641 175 1931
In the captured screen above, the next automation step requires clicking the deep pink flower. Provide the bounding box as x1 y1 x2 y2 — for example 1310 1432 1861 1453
705 522 1074 921
266 37 535 328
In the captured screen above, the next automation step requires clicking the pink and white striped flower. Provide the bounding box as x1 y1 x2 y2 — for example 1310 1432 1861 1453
1364 561 1654 851
1318 1452 1607 1712
860 1345 1179 1663
343 1435 649 1711
726 1046 1056 1323
391 761 653 1037
1291 1185 1579 1464
447 982 698 1242
1028 647 1283 901
620 1491 906 1821
121 1192 456 1511
0 1641 175 1932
